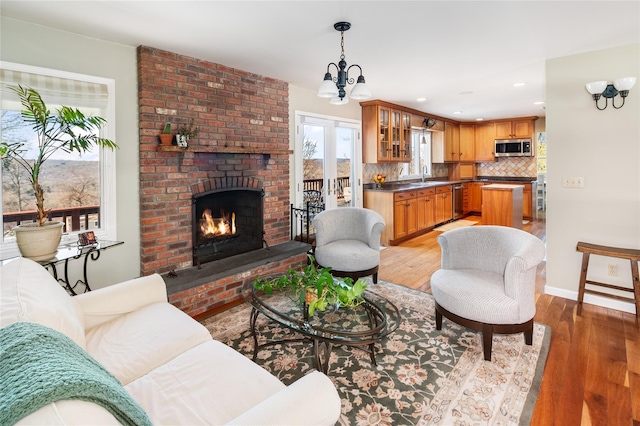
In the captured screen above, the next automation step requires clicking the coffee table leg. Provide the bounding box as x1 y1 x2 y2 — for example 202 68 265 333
313 340 334 374
249 307 260 361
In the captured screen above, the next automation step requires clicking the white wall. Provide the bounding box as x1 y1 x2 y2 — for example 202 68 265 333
545 43 640 313
1 17 140 288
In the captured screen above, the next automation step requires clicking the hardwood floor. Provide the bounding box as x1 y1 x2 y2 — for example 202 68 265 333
378 215 640 425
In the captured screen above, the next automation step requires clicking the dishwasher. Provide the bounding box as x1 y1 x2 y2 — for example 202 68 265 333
453 184 464 219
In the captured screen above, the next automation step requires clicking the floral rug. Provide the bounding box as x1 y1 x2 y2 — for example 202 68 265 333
202 280 550 425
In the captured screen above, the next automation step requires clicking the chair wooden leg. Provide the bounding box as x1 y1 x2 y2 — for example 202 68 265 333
435 308 442 330
524 325 533 346
482 323 493 361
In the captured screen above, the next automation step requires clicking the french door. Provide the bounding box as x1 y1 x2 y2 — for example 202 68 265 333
294 112 362 209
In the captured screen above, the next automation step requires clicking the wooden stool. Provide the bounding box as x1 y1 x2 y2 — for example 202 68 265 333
576 242 640 320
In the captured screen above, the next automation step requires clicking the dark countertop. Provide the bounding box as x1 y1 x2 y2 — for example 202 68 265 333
364 176 536 192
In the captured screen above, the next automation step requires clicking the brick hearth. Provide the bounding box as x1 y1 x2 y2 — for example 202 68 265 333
137 46 298 316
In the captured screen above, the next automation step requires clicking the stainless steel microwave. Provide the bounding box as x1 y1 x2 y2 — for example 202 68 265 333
494 138 533 157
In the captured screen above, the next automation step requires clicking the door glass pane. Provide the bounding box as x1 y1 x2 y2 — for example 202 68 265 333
302 124 325 207
336 127 355 207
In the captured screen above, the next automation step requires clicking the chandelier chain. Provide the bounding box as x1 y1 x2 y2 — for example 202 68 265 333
340 31 345 60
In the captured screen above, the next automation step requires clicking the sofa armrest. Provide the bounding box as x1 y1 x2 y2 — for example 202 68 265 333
226 371 341 425
74 274 168 331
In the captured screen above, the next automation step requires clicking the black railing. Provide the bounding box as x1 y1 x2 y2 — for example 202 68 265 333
303 177 350 200
3 206 100 234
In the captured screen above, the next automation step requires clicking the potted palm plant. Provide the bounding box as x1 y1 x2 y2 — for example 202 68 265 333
0 85 118 260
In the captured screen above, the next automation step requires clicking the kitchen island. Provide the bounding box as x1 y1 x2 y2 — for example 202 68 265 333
481 184 524 228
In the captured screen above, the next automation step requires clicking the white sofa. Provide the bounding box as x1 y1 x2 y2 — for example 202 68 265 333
0 257 341 425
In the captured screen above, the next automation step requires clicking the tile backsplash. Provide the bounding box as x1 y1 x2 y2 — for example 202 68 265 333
363 163 448 184
476 157 537 177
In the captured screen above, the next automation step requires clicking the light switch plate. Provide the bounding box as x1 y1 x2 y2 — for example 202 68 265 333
562 176 584 188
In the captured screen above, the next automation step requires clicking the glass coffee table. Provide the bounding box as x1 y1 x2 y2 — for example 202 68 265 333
242 280 400 374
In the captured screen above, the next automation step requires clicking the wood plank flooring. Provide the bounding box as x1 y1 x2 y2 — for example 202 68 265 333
378 215 639 425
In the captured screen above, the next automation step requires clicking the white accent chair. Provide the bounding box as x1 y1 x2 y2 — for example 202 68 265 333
430 225 545 361
312 207 385 283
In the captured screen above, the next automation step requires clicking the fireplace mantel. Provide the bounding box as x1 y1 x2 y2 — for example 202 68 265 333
157 146 292 155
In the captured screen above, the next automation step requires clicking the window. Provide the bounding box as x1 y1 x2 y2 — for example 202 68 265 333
1 62 116 251
398 129 432 179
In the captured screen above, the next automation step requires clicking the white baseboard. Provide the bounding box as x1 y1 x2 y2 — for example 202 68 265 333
544 285 637 315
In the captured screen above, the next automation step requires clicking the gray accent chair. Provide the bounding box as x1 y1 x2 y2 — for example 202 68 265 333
431 225 545 361
312 207 386 283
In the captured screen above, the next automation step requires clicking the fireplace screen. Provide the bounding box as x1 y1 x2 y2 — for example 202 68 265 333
192 188 264 266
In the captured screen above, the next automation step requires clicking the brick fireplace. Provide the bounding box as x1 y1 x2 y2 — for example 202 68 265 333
137 46 308 317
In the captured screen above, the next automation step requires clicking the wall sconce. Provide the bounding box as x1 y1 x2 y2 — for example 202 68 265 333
585 77 636 110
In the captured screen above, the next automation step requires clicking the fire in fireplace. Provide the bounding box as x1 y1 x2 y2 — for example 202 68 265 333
192 187 264 267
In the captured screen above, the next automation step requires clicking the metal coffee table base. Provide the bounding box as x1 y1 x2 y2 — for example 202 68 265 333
249 307 380 374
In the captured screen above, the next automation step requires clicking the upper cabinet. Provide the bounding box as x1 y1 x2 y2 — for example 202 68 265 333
459 124 475 162
444 122 460 162
362 101 412 163
494 119 534 139
474 122 496 162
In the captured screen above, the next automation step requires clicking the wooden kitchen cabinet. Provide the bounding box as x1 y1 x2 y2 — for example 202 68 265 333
469 182 486 212
416 188 436 230
434 185 453 224
444 122 460 162
494 119 534 139
474 122 496 162
361 102 411 163
481 184 523 228
459 124 475 162
393 191 418 240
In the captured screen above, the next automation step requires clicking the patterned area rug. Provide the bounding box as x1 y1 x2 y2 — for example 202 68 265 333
202 281 549 425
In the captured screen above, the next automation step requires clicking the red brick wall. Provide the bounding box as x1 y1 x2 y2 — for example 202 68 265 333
137 46 290 277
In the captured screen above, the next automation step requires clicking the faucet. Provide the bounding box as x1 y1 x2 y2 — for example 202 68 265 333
421 165 427 182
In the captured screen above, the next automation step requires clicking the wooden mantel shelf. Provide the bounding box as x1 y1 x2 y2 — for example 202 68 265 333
157 145 292 155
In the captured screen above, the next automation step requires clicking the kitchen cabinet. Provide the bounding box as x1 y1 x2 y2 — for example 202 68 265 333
494 119 533 139
444 122 460 162
434 185 453 224
474 122 496 162
394 191 418 239
416 188 436 230
361 102 411 163
469 182 486 212
481 184 523 228
462 182 470 214
459 124 475 162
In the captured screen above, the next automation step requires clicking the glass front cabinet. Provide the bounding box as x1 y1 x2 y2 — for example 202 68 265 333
362 101 412 163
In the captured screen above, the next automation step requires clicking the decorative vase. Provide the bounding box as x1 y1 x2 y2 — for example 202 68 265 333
13 221 64 261
158 134 174 146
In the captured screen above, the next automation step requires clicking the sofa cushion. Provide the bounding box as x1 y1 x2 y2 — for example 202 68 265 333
85 302 212 386
16 400 121 425
125 340 286 425
0 257 86 349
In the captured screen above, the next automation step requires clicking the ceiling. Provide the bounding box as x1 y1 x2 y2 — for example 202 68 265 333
2 1 639 121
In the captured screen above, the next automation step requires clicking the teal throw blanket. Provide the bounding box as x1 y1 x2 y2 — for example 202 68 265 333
0 322 152 426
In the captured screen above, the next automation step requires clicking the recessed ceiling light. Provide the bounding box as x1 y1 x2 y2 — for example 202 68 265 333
475 118 484 121
513 82 527 87
534 101 545 105
416 97 427 102
453 111 462 114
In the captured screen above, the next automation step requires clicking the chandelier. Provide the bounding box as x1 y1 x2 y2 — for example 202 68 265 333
317 22 372 104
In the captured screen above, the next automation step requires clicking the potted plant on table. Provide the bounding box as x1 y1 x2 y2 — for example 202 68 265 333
176 118 199 148
253 255 367 317
0 85 118 261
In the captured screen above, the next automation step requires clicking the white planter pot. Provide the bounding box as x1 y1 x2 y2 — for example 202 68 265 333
13 221 64 261
176 135 189 147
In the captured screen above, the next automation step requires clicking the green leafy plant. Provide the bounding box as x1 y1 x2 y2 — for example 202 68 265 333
253 255 367 316
177 118 199 139
0 85 118 226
